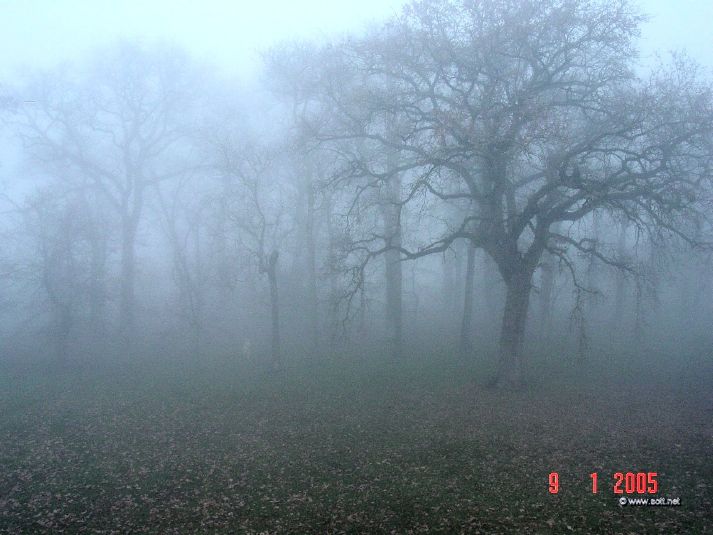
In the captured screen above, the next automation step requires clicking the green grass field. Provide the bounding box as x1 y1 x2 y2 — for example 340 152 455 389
1 351 711 533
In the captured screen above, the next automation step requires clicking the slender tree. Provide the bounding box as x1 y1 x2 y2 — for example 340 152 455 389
218 142 293 370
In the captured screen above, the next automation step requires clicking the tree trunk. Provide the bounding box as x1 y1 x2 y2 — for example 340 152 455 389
384 243 402 359
266 251 281 369
538 255 555 339
119 216 138 345
493 270 532 388
54 302 72 362
358 284 367 336
454 240 464 313
383 135 402 360
324 192 340 346
585 212 601 315
217 176 233 294
305 183 319 353
538 221 560 344
381 113 403 360
190 225 204 358
409 262 419 326
88 231 107 340
483 254 501 331
613 222 627 334
441 252 455 318
459 240 477 358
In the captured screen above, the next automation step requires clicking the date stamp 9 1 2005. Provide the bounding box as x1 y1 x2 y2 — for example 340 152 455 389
547 471 681 506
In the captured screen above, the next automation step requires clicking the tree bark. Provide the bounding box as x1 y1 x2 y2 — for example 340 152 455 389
459 240 477 358
493 270 532 388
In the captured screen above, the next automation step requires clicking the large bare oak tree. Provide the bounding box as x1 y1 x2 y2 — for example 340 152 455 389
308 0 713 386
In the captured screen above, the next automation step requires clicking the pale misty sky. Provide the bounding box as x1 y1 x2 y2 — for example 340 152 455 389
0 0 405 79
0 0 712 81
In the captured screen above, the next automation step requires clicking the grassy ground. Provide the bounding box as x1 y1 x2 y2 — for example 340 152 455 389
1 350 712 533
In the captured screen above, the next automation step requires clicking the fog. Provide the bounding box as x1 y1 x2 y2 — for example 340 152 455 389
1 1 712 532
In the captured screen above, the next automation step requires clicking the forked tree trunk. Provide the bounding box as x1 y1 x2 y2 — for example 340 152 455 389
493 270 532 388
459 240 477 358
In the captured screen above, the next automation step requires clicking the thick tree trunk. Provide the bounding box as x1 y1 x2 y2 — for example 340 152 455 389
493 270 532 388
459 240 477 358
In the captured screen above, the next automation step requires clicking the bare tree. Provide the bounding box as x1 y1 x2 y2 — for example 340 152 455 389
153 173 209 357
12 43 202 346
264 45 308 353
310 0 713 386
23 188 101 361
218 142 293 370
